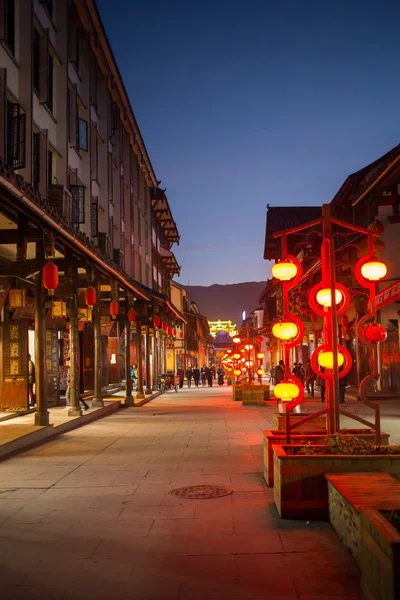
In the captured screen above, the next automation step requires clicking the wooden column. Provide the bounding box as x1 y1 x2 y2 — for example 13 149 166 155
152 333 158 391
145 327 152 395
135 321 145 400
124 317 134 406
34 267 49 426
68 293 82 416
92 279 103 407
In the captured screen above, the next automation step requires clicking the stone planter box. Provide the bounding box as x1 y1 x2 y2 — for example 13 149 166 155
360 507 400 600
232 384 243 402
263 429 390 487
272 412 326 431
274 444 400 520
242 386 264 405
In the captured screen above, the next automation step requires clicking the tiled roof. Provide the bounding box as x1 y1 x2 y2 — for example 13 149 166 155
264 206 321 260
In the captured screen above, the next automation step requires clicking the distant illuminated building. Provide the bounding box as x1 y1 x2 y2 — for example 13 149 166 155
209 320 238 338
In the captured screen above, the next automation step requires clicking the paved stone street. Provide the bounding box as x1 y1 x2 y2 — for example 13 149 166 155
0 386 361 600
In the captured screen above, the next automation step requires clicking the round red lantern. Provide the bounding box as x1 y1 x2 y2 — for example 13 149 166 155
180 332 184 339
172 327 176 337
85 287 96 308
167 326 172 336
128 308 136 323
162 321 168 333
363 323 387 343
110 300 119 319
153 316 161 328
43 262 58 296
255 336 263 344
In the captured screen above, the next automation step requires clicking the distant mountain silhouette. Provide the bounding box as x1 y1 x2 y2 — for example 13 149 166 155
184 282 266 325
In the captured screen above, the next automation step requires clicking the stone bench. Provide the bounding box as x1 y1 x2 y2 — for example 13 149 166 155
326 472 400 600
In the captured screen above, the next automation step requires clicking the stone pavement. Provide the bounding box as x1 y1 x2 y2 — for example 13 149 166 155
0 385 368 599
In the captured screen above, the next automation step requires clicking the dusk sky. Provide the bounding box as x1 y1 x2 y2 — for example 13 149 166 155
97 0 400 286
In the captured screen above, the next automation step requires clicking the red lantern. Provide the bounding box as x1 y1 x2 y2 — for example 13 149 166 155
180 332 184 339
172 327 176 337
65 321 70 330
43 262 58 296
110 300 119 319
363 323 387 343
128 308 136 323
167 326 172 336
85 287 96 308
255 336 263 344
162 321 168 333
153 316 161 328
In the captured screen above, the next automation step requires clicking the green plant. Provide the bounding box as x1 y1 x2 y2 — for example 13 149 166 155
287 434 400 455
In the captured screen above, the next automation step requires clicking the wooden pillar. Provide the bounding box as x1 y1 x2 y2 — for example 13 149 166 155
135 321 145 399
92 278 103 407
152 333 158 391
34 267 49 426
68 293 82 416
145 327 152 395
124 317 134 406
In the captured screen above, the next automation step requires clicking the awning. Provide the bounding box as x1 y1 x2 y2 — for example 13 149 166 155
167 299 187 324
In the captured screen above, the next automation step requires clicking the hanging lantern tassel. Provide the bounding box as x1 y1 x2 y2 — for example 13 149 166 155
85 286 97 308
110 300 119 320
43 262 59 297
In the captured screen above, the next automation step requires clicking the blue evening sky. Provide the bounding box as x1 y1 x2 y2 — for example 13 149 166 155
96 0 400 286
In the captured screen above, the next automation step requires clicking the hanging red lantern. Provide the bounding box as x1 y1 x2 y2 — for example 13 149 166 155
153 316 161 328
167 326 172 336
110 300 119 319
255 336 263 344
128 308 136 323
180 332 184 339
85 287 96 308
363 323 387 343
172 327 176 337
65 321 70 330
162 321 168 332
43 262 58 296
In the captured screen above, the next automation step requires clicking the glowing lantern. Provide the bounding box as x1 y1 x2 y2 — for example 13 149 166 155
233 353 241 359
272 321 298 341
274 380 300 401
234 369 242 376
128 308 136 323
240 348 245 353
162 321 168 333
316 288 343 307
43 262 58 296
272 259 298 281
318 351 345 369
256 352 264 359
245 360 254 368
153 316 161 328
361 260 387 282
257 368 264 375
110 300 119 319
167 326 172 336
363 323 387 343
240 357 246 363
233 336 241 344
244 344 253 351
85 287 96 308
172 327 176 337
255 336 263 344
180 331 184 339
226 349 232 354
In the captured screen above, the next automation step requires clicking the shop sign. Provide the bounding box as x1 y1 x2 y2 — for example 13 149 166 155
52 301 67 318
8 289 26 309
375 281 400 311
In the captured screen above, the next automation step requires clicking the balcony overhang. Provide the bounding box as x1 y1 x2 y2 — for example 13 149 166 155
151 187 180 244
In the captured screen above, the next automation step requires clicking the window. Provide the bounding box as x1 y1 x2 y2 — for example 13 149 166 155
33 29 40 93
47 54 54 112
6 102 25 170
70 185 85 224
68 6 79 71
91 124 98 181
111 102 118 134
32 132 40 188
47 150 53 185
91 198 98 238
5 0 15 55
77 118 88 151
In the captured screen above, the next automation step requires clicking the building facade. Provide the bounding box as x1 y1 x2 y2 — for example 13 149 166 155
0 0 182 420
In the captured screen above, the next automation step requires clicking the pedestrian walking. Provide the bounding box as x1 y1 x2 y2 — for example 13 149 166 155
270 363 275 385
131 363 138 391
275 360 285 384
305 359 316 397
293 362 305 386
206 366 213 387
217 365 224 386
65 362 89 410
177 367 184 388
186 367 193 388
193 367 200 387
201 366 207 387
28 354 35 406
317 367 326 402
339 371 348 404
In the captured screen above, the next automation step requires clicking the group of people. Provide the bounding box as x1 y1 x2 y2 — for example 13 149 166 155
177 365 225 388
270 358 348 404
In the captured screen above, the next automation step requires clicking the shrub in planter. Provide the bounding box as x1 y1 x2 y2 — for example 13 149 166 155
263 429 390 487
274 436 400 520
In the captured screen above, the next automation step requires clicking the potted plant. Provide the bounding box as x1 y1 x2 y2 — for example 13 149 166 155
273 436 400 519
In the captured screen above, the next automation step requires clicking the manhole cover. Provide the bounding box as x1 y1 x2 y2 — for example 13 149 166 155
169 485 232 499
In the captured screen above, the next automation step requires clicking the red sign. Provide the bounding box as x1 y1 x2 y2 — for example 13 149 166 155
375 281 400 310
